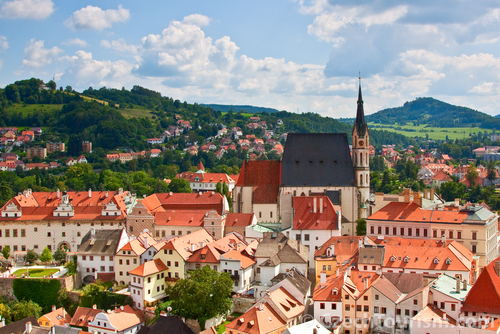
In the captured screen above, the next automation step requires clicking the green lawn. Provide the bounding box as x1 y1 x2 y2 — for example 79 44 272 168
12 268 59 277
4 104 61 116
368 122 494 140
216 320 230 334
221 112 253 118
120 108 155 119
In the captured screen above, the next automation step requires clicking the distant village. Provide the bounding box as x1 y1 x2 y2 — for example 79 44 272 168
0 86 500 334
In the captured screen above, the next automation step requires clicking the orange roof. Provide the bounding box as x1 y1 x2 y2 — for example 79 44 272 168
70 307 102 327
143 192 225 214
38 307 71 327
177 172 235 184
236 160 280 204
187 233 244 264
160 229 214 261
226 303 286 334
462 255 500 314
0 206 124 221
314 236 364 266
100 306 144 331
368 202 468 224
129 259 168 277
267 286 304 319
154 210 206 226
313 268 344 302
221 250 256 269
293 196 339 230
225 213 255 227
118 239 147 256
432 170 453 182
413 304 457 326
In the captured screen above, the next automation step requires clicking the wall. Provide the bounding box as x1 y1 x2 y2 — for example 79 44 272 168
232 296 256 314
0 275 75 299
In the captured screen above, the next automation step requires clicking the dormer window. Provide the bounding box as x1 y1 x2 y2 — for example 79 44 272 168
390 255 396 262
433 257 439 264
403 256 410 263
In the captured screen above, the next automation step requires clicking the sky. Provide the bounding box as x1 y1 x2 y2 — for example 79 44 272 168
2 0 500 118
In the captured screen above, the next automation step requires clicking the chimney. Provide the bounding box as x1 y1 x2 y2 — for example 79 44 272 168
57 189 60 199
359 238 363 249
88 188 92 198
319 198 323 214
336 269 339 277
52 305 56 312
92 304 97 309
118 188 123 194
430 188 435 200
403 189 410 203
62 309 65 317
25 322 32 334
462 279 467 291
313 198 316 213
258 302 264 311
191 244 195 252
106 191 109 198
320 272 326 284
423 189 428 200
120 306 124 311
143 237 149 249
442 312 447 321
415 193 422 208
363 278 368 290
441 234 446 247
455 198 460 207
90 228 95 239
456 277 461 293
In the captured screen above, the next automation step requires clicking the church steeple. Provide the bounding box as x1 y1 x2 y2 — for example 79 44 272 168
355 76 367 137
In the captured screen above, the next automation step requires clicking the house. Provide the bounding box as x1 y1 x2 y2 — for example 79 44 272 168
69 306 102 329
176 171 236 193
283 320 331 334
366 201 499 269
153 229 214 283
0 317 49 334
254 232 308 288
233 160 281 223
82 141 92 153
258 287 305 327
314 236 364 282
149 149 161 158
0 189 135 255
265 267 311 305
66 158 76 166
37 306 71 328
431 170 453 188
146 138 163 145
428 274 471 320
77 228 129 283
27 147 47 159
115 232 155 285
129 259 169 309
77 155 87 164
289 196 341 268
87 306 144 334
187 146 198 155
225 302 287 334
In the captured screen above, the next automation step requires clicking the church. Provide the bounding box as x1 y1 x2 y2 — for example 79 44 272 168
233 79 370 236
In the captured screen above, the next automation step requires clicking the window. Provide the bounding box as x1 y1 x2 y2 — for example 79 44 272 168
171 231 175 235
100 266 105 271
457 231 462 239
34 227 37 232
133 259 137 264
345 305 350 311
21 229 25 237
21 245 25 251
328 265 332 270
416 228 420 237
423 229 428 237
472 245 477 253
323 265 326 271
34 245 38 249
109 256 113 261
472 232 477 240
77 232 81 237
374 307 379 313
119 271 123 276
375 294 379 300
175 261 179 267
413 310 418 317
407 228 412 236
126 260 130 265
320 303 325 309
295 234 301 241
101 256 105 261
62 232 66 237
385 227 389 235
345 317 350 324
270 211 273 218
449 231 453 239
370 226 374 234
405 309 410 316
259 212 262 218
47 232 51 237
357 305 361 311
178 231 182 236
109 266 113 271
377 227 382 234
364 306 369 312
433 230 437 238
345 295 349 300
167 261 171 266
400 228 404 236
413 299 418 305
393 227 397 235
90 256 93 261
304 234 310 241
381 308 387 314
364 296 368 301
332 304 336 310
119 259 123 265
451 304 456 311
82 256 86 261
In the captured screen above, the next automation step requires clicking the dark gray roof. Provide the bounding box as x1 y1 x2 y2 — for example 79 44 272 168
0 317 44 334
53 326 81 334
256 233 308 264
358 246 385 265
281 133 355 187
143 316 194 334
77 229 124 255
271 267 311 296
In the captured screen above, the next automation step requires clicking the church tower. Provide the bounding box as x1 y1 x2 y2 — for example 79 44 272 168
352 77 370 218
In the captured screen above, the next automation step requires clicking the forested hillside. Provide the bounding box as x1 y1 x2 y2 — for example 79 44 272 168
367 97 500 129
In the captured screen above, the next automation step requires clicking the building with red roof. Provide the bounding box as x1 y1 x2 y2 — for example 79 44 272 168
290 196 341 268
115 232 156 285
177 171 236 194
366 201 498 269
129 259 169 309
225 302 287 334
233 160 281 223
87 305 144 334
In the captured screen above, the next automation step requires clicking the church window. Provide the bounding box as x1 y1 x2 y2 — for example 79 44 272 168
359 175 363 186
360 153 363 164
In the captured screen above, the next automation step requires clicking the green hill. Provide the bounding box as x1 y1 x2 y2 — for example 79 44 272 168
367 97 500 129
200 104 280 114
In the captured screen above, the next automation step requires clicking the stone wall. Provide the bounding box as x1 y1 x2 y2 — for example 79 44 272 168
231 295 256 314
0 275 77 299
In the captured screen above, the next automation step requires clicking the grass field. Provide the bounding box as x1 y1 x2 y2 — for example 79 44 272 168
221 112 253 118
81 95 110 106
4 104 61 116
368 122 494 140
120 108 155 119
12 268 59 277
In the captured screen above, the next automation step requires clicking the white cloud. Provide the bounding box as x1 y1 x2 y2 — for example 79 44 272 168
101 38 137 54
65 5 130 31
0 0 53 19
468 82 496 95
63 38 88 47
22 39 62 68
61 50 135 88
182 14 211 27
0 35 8 51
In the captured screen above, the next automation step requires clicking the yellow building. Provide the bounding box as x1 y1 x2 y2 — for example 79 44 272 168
129 259 169 309
115 232 154 285
314 236 364 282
38 306 70 328
153 228 213 283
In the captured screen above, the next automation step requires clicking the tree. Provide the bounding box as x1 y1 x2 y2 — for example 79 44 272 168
438 181 467 202
487 161 497 181
11 300 42 321
53 249 67 264
0 304 11 324
466 163 479 187
24 249 39 264
168 178 192 193
80 283 105 308
39 247 53 263
356 218 366 236
2 246 10 260
166 266 232 321
46 80 56 90
64 257 77 275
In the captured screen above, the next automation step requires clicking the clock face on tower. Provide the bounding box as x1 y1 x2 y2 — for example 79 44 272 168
358 140 364 147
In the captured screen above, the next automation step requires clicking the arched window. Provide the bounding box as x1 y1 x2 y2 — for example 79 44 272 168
360 153 363 165
359 174 363 185
366 174 369 184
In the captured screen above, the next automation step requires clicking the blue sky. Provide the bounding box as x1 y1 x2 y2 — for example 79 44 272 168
2 0 500 118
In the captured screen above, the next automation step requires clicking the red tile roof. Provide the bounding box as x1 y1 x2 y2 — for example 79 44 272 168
143 192 225 214
368 202 468 224
70 307 102 327
292 196 339 230
225 213 255 227
236 160 280 204
129 259 168 277
462 256 500 314
153 210 207 226
225 302 286 334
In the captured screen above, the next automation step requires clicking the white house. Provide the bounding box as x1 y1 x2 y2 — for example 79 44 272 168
87 305 144 334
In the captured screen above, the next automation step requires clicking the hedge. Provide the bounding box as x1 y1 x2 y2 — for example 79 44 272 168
13 279 61 313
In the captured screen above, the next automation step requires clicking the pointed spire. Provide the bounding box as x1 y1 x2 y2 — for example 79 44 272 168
355 75 367 136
